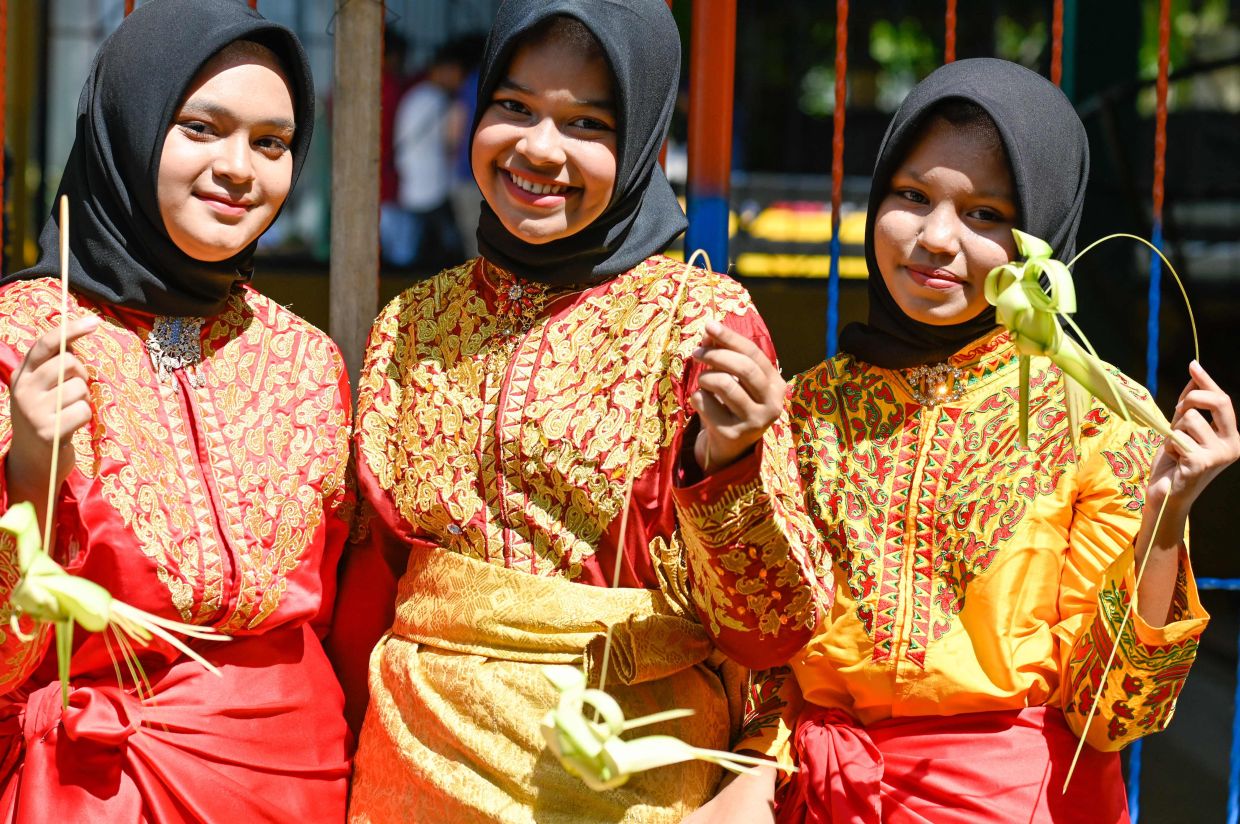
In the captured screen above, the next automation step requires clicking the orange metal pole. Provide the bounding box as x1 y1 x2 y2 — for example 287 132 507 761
125 0 134 15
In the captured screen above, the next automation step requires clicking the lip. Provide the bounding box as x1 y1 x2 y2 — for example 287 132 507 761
195 192 253 217
906 264 965 290
499 168 575 208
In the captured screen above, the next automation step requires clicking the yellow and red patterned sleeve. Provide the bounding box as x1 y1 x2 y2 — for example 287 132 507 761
672 311 830 670
735 665 803 778
1057 408 1209 752
0 338 55 695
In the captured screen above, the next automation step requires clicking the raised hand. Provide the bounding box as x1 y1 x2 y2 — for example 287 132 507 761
689 320 785 475
1147 361 1240 525
6 316 99 526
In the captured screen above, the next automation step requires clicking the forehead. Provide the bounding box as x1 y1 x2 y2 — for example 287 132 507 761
504 37 615 102
898 119 1014 193
182 43 292 104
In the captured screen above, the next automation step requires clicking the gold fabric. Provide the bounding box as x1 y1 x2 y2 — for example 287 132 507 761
348 548 735 823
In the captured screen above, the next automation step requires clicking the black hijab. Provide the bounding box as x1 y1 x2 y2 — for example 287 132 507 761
840 57 1089 368
5 0 315 318
471 0 687 286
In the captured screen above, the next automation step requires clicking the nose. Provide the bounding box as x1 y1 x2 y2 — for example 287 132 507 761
517 117 567 167
918 201 962 257
212 134 256 184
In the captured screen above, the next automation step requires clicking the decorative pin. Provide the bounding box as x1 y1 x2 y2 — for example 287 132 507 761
147 316 205 387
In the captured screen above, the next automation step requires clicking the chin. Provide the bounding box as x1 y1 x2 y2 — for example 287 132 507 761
508 218 571 245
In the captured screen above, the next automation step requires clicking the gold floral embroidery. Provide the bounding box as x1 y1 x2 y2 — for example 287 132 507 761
356 256 751 579
0 280 349 630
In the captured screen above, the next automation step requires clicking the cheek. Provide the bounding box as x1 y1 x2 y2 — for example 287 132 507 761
965 233 1017 278
580 149 617 214
260 157 294 211
156 136 198 208
872 203 912 269
470 121 504 184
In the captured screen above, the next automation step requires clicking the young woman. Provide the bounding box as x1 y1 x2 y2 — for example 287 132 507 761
0 0 351 819
692 58 1237 823
330 1 825 821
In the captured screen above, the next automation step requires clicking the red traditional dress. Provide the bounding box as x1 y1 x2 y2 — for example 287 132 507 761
742 331 1209 823
0 279 353 822
333 256 826 823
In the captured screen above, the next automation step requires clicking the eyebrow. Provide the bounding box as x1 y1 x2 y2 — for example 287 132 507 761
900 166 1014 202
178 100 296 134
496 78 615 112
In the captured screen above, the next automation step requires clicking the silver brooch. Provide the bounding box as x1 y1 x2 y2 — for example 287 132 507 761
905 362 965 408
147 316 205 387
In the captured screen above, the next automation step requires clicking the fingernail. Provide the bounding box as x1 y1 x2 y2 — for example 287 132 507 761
705 319 722 335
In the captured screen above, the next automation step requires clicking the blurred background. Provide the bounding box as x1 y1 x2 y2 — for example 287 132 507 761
2 2 1238 819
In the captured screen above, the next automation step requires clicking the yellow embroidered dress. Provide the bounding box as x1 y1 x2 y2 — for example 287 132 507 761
744 331 1207 811
334 256 824 823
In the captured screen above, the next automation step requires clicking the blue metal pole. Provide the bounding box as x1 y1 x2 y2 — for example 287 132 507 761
1146 221 1163 396
1229 624 1240 824
1127 739 1143 822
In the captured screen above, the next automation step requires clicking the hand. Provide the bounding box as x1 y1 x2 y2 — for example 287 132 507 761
6 317 99 520
689 320 785 475
1146 360 1240 522
681 764 777 824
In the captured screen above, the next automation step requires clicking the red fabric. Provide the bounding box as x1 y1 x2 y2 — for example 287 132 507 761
0 625 348 823
0 281 354 822
777 705 1129 824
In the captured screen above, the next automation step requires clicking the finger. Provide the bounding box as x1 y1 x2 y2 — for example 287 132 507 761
1188 360 1223 394
55 377 90 407
692 388 738 431
17 317 99 377
1179 388 1237 437
1175 408 1218 450
699 371 761 421
22 352 90 392
1176 377 1197 406
694 348 773 401
56 400 93 438
699 319 769 363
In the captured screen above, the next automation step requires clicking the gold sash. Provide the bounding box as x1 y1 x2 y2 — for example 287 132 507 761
349 548 739 823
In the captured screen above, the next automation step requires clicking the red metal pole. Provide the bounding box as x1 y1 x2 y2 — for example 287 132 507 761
249 0 258 9
1050 0 1064 86
124 0 135 15
825 0 848 355
944 0 957 63
684 0 736 269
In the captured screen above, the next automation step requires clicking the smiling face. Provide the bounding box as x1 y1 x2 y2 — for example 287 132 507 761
157 42 296 262
873 117 1019 326
471 35 618 244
